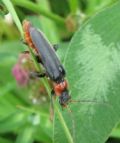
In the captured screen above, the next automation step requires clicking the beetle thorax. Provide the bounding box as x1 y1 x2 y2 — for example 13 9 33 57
53 80 68 96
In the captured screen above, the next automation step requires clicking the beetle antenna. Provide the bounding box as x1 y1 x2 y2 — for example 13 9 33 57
69 99 110 106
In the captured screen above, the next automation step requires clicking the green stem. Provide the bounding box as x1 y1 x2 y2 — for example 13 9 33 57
17 105 49 117
2 0 23 37
68 0 78 14
12 0 65 25
55 105 74 143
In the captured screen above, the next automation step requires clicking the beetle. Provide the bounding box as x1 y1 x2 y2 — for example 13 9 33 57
23 20 71 108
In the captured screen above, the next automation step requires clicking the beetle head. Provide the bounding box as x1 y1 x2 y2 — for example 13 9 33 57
59 89 71 107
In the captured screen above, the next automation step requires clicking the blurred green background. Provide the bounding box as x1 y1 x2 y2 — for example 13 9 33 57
0 0 119 143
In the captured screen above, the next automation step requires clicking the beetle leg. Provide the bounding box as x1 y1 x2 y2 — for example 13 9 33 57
49 89 55 121
21 38 28 45
51 89 55 96
29 71 46 78
53 44 59 51
22 50 30 54
21 51 42 64
35 55 42 63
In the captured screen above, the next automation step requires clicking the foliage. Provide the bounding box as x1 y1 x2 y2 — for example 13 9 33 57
0 0 120 143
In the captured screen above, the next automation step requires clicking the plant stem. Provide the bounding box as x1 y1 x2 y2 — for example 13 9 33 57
2 0 23 37
55 105 74 143
68 0 79 14
12 0 65 25
17 105 49 117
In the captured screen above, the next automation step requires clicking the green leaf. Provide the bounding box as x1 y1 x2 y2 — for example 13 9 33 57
0 41 25 53
110 127 120 139
0 111 28 133
54 2 120 143
0 137 13 143
15 126 34 143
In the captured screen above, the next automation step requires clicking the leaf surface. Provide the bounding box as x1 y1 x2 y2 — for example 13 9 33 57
54 2 120 143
